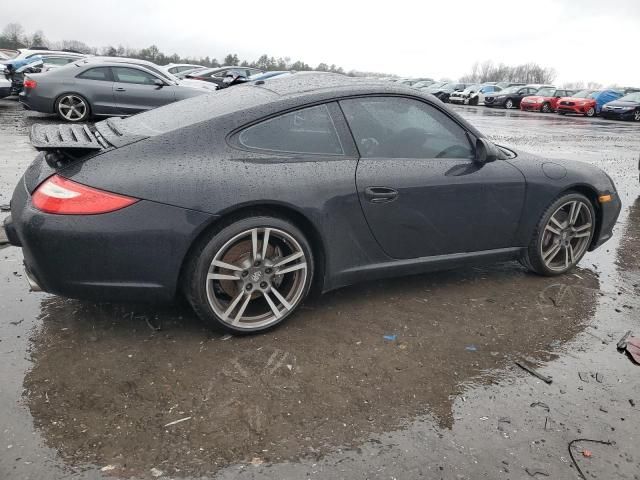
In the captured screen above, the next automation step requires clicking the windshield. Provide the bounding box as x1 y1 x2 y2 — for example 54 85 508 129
619 92 640 102
499 86 520 94
412 80 433 88
535 87 555 97
571 90 593 98
465 84 483 92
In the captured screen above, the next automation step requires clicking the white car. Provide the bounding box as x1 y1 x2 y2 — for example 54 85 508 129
450 84 503 106
0 66 11 98
162 63 205 75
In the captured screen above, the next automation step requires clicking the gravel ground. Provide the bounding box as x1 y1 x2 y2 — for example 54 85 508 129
1 98 639 480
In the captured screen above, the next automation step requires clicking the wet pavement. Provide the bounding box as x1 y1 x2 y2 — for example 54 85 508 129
1 98 639 479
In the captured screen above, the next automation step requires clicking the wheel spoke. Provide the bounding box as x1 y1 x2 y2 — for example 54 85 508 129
569 202 582 225
277 262 307 275
207 273 240 281
270 286 292 310
222 291 246 321
262 291 282 319
261 228 271 260
564 246 570 268
567 244 575 264
251 228 258 262
273 251 303 268
574 231 591 238
543 242 561 262
545 225 561 235
232 294 252 325
549 214 564 230
212 259 243 272
574 223 592 232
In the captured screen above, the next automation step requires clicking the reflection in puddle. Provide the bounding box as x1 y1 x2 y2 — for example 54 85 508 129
24 264 599 477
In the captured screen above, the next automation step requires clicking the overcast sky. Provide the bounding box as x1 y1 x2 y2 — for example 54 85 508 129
4 0 640 86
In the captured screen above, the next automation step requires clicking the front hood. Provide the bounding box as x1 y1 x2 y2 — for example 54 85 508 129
178 79 217 91
523 96 545 102
603 100 639 108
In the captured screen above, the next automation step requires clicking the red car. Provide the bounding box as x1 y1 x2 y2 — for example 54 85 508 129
556 90 598 117
520 87 575 113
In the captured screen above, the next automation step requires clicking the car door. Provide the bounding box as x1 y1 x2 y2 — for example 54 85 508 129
111 66 176 114
340 96 525 259
74 66 118 115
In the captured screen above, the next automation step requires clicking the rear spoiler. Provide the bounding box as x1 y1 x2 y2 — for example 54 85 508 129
30 123 105 151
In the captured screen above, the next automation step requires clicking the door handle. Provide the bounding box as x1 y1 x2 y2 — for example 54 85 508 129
364 186 398 203
115 87 126 92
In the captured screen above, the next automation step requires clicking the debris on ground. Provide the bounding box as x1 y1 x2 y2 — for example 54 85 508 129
383 334 397 341
525 467 550 477
568 438 614 480
150 467 164 477
100 465 117 472
595 372 604 383
623 336 640 364
617 330 632 350
465 345 477 352
515 360 552 384
578 372 589 383
221 334 233 341
163 416 192 427
530 401 550 411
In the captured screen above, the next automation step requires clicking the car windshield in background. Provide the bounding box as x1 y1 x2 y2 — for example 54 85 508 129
536 87 555 96
571 90 593 98
466 84 483 91
619 92 640 102
499 86 520 94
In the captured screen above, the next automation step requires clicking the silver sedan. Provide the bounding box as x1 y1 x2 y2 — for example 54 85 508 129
19 58 217 122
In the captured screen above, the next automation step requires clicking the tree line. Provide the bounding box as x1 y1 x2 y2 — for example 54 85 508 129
460 60 557 85
0 22 347 74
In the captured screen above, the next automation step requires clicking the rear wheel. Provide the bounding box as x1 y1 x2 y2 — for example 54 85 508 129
184 216 314 333
55 93 90 122
522 193 595 276
541 102 552 113
505 98 514 109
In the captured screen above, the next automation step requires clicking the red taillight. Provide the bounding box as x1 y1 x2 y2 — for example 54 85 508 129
32 175 138 215
23 78 37 89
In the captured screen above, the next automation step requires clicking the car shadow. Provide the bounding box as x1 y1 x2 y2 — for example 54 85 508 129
23 262 600 477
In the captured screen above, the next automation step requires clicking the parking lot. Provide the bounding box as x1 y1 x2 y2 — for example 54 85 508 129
1 98 639 479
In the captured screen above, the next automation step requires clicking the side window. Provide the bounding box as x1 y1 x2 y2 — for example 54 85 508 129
213 70 227 77
238 104 343 155
77 67 112 81
340 97 473 159
112 67 158 85
167 66 179 74
44 56 75 66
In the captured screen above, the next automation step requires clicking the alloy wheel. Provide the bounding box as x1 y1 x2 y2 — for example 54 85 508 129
58 95 87 121
505 99 514 109
205 227 308 330
542 103 551 113
540 200 593 272
586 107 595 117
634 111 640 122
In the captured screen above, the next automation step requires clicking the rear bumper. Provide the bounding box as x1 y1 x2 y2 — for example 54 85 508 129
19 91 55 114
9 176 217 302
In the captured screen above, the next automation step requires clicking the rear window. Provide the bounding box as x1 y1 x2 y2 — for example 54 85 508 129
238 104 343 155
112 85 277 137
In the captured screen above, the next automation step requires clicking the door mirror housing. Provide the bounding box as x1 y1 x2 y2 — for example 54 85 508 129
475 138 499 164
153 79 165 88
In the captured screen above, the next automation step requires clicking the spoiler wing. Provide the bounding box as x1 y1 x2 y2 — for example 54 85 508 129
30 123 104 151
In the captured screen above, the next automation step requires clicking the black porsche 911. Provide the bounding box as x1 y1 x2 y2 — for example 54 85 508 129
3 73 621 333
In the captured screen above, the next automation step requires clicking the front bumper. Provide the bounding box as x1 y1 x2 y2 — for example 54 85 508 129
449 96 468 104
484 97 506 107
556 104 592 115
520 102 543 112
8 175 217 302
590 194 622 250
600 109 637 121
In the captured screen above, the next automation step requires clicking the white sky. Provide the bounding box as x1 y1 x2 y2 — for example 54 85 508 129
4 0 640 86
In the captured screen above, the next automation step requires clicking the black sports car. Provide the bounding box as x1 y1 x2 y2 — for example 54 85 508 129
484 85 544 109
3 73 621 333
600 92 640 121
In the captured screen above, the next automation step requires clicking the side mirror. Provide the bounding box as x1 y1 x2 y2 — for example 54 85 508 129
153 79 164 88
475 138 499 164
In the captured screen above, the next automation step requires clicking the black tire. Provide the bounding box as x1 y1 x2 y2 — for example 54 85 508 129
55 93 91 122
504 98 514 109
184 215 314 334
541 102 552 113
469 96 478 106
521 192 596 276
633 110 640 122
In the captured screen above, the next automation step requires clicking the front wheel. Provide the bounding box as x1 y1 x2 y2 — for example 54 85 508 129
55 93 90 122
586 106 596 117
522 193 595 276
184 216 314 333
541 102 552 113
634 110 640 122
504 98 514 109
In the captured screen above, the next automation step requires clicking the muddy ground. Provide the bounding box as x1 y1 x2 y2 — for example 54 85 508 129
1 99 639 480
